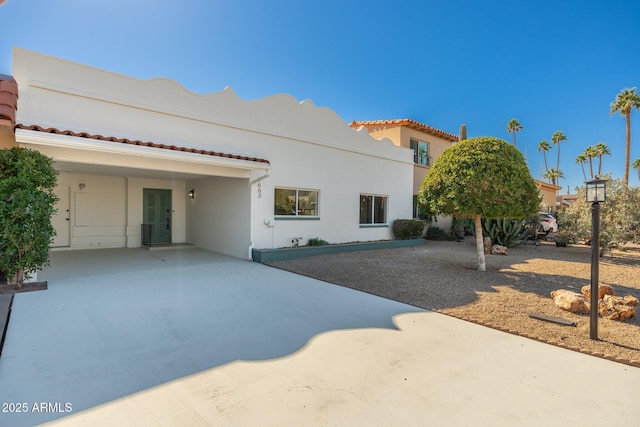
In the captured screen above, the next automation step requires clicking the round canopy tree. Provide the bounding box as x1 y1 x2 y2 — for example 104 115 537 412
418 137 539 271
0 147 58 289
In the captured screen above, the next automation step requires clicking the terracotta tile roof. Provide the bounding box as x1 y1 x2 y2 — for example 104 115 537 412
0 75 19 125
350 119 458 142
15 124 271 165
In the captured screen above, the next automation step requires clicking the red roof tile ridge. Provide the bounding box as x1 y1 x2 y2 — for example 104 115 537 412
14 124 270 164
350 118 458 141
0 75 19 125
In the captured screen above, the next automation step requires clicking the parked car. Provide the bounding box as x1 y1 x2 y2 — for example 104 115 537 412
538 212 558 234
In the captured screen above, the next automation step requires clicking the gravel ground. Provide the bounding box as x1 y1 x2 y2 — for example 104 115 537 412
269 237 640 367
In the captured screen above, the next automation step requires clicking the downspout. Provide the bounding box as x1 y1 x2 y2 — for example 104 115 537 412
249 169 270 186
248 169 271 260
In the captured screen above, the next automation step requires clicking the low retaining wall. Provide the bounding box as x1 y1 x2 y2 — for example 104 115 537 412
252 239 425 263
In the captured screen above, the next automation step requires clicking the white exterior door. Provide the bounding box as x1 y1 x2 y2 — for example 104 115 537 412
52 186 70 247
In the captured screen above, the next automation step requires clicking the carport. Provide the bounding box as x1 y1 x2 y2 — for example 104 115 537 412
16 125 270 258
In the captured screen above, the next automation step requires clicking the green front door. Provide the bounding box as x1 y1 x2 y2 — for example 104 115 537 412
143 189 172 244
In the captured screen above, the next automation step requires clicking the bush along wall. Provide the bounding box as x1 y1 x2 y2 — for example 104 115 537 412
392 219 426 240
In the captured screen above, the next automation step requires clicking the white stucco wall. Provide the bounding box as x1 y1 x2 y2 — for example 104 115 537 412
13 48 415 257
186 176 251 259
54 173 127 249
51 173 187 250
248 140 413 249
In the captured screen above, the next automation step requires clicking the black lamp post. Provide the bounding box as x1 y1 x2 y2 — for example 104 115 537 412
585 176 606 340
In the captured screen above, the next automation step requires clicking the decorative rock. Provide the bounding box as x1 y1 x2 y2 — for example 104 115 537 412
581 283 615 300
598 295 638 321
625 295 639 307
483 237 492 254
491 244 507 255
550 289 590 314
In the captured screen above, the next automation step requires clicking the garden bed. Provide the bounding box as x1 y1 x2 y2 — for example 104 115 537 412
252 239 425 263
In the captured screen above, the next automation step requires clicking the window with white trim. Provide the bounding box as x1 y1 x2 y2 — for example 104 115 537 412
410 139 430 166
359 194 387 225
274 188 319 217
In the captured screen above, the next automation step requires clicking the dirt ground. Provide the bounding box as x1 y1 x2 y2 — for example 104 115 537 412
0 281 48 295
269 237 640 367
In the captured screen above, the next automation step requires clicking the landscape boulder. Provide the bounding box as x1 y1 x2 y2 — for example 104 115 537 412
598 295 638 321
550 289 590 314
491 244 507 255
581 283 615 300
483 237 492 254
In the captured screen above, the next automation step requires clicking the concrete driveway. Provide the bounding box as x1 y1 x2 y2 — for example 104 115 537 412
0 248 638 426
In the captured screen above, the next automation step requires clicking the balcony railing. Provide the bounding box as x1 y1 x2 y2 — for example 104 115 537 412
416 156 432 166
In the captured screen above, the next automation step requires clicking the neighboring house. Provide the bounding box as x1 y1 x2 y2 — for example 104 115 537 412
534 179 562 214
350 119 458 227
557 193 579 210
1 48 414 259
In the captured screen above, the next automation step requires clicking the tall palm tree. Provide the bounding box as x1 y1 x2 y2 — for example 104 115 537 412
537 140 551 173
633 158 640 180
551 131 567 171
575 153 588 182
507 119 522 147
592 142 611 176
543 167 564 186
583 145 598 179
610 87 640 187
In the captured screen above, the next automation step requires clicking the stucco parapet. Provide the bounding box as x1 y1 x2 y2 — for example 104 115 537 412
12 48 411 164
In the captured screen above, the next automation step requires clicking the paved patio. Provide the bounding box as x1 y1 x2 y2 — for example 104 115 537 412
0 248 638 426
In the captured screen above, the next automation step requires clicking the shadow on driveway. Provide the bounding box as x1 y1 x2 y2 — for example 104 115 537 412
0 248 422 426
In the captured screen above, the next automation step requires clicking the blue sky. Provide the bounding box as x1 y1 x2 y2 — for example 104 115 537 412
1 0 639 191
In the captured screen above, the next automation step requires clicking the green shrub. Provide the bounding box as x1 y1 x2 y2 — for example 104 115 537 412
554 231 572 247
307 237 329 246
0 147 58 289
392 219 426 240
425 226 456 241
450 216 474 238
560 177 640 250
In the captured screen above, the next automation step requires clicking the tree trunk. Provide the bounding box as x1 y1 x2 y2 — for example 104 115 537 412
13 268 24 290
625 112 631 186
474 214 486 272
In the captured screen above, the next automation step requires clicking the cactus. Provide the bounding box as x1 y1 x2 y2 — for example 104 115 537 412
459 124 467 141
479 218 528 247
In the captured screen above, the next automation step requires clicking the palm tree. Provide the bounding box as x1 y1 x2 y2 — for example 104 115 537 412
592 142 611 176
610 87 640 187
633 158 640 180
543 167 564 186
551 131 567 171
537 140 551 173
575 153 588 182
507 119 522 147
583 145 598 179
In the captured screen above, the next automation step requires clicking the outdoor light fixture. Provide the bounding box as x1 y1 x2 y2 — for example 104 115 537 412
585 176 606 203
585 176 607 340
188 189 195 199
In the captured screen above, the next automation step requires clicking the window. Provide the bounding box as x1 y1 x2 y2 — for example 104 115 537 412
410 139 430 165
359 194 387 225
274 188 318 217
